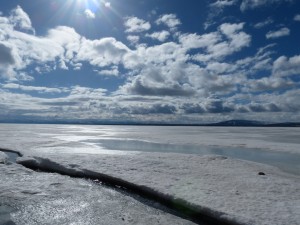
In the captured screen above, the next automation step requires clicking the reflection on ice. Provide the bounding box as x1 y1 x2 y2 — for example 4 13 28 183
88 138 300 175
0 162 195 225
0 149 21 163
0 124 299 225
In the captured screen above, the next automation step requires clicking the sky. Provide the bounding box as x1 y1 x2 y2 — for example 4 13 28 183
0 0 300 124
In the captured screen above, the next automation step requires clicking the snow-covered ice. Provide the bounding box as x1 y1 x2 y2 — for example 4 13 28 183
0 160 196 225
1 124 300 154
1 124 300 225
17 152 300 225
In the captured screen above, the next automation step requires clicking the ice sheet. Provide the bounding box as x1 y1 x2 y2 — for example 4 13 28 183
17 153 300 225
1 124 300 225
0 162 196 225
0 124 300 154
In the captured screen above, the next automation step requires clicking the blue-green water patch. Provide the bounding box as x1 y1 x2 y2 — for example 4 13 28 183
89 139 300 176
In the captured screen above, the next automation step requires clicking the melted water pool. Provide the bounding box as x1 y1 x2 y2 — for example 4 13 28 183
89 139 300 176
0 149 21 163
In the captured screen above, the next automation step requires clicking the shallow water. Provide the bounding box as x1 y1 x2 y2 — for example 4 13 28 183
0 150 20 163
89 139 300 175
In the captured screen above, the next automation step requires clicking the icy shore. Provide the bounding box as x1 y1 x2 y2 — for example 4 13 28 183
16 152 300 225
0 152 196 225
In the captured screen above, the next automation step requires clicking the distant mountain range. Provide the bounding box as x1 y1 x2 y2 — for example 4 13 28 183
0 119 299 127
205 120 300 127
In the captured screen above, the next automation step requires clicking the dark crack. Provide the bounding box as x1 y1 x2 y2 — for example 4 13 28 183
17 156 245 225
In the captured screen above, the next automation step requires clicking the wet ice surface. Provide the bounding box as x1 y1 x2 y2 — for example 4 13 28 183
87 138 300 175
0 150 20 163
0 124 299 175
0 162 195 225
0 124 300 225
18 152 300 225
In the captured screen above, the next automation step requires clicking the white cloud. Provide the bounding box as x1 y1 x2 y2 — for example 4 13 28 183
46 26 81 61
1 6 300 123
210 0 237 8
11 30 65 65
9 5 35 34
156 14 181 30
58 59 68 70
183 23 251 61
205 0 238 29
294 14 300 22
206 62 237 74
96 66 119 76
246 77 294 92
0 6 130 79
124 17 151 33
240 0 292 11
146 31 170 42
69 86 107 98
254 18 274 29
208 23 251 59
273 55 300 77
127 35 140 44
179 32 220 50
266 27 290 39
1 83 68 94
76 37 130 68
84 9 96 19
219 22 244 36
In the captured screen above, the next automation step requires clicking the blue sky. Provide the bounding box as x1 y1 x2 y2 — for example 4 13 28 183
0 0 300 123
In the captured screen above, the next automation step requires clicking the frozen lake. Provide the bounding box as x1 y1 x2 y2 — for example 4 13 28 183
1 124 298 175
1 124 300 225
88 138 300 175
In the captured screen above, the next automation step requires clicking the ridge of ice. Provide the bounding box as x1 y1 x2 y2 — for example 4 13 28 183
17 156 243 225
17 154 300 225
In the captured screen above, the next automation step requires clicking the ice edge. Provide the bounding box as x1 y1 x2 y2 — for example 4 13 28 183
0 148 23 157
17 156 247 225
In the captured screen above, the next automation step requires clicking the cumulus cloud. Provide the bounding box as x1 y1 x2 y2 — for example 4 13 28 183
124 17 151 33
0 5 299 123
84 9 96 19
127 35 140 44
122 77 195 97
76 37 130 68
9 5 35 34
246 77 294 92
156 14 181 30
146 31 170 42
273 55 300 77
118 22 251 100
181 23 251 61
129 103 177 115
210 23 251 59
96 66 119 76
205 0 238 29
179 32 220 50
266 27 290 39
